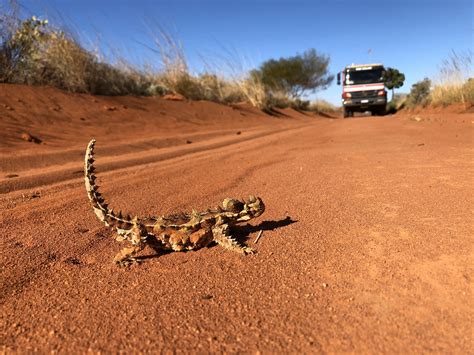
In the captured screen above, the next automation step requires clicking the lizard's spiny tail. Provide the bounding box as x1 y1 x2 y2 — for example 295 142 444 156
84 139 133 229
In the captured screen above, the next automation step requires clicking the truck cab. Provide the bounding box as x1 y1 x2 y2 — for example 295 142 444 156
337 63 387 118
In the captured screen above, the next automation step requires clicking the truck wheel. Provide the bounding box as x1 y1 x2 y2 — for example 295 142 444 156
343 108 352 118
373 106 386 116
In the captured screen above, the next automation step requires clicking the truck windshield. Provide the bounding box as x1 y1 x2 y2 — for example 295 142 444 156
345 68 384 85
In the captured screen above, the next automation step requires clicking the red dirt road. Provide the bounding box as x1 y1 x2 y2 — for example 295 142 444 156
1 85 473 352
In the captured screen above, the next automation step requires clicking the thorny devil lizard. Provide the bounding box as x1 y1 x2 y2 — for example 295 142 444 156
84 139 265 266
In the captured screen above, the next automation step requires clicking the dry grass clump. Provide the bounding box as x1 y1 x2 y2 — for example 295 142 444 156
233 75 269 109
430 50 473 107
156 71 246 103
141 25 245 104
430 79 474 107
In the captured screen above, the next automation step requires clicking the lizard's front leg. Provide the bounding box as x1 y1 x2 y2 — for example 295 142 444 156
113 223 148 266
212 223 255 255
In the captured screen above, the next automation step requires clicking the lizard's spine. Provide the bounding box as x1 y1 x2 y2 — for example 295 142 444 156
84 139 133 229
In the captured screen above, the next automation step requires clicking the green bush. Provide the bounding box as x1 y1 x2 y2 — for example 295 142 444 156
407 78 431 106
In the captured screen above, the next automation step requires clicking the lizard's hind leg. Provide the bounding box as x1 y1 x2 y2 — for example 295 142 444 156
212 224 255 255
113 223 148 266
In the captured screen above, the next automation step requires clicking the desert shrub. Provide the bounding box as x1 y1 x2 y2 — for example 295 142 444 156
195 73 223 101
407 78 431 107
35 32 91 91
196 73 245 103
0 13 162 96
0 14 90 89
261 92 310 111
251 48 334 99
0 15 49 82
170 73 202 99
265 91 290 109
309 99 337 113
86 61 161 96
290 98 310 110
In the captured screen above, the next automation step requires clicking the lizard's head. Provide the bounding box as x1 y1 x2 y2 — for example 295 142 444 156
222 195 265 222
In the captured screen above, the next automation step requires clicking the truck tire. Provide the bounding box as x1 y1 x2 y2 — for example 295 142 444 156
343 108 352 118
372 106 386 116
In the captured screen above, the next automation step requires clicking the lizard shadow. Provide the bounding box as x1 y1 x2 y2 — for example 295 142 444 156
231 216 297 244
136 216 297 261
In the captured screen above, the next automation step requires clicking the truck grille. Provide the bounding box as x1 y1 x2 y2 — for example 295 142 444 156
350 90 378 98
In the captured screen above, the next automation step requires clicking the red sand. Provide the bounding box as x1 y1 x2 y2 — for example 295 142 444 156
1 84 472 352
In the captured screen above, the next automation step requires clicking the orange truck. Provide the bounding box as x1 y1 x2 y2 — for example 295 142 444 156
337 63 387 118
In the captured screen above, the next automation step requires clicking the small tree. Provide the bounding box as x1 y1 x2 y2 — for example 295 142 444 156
383 67 405 99
251 48 334 99
408 78 431 106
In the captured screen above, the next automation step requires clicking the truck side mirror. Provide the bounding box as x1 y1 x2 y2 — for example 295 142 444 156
337 72 341 85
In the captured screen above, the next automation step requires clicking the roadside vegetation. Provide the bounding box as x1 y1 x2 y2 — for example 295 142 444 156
396 51 473 110
429 50 473 107
385 51 472 113
406 78 432 107
0 5 334 112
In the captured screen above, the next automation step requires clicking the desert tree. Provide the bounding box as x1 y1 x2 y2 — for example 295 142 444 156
251 48 334 99
383 67 405 99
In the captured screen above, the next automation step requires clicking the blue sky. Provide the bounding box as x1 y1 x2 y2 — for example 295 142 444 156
9 0 474 104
